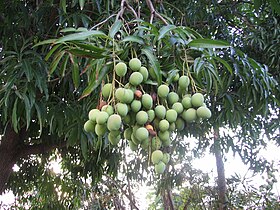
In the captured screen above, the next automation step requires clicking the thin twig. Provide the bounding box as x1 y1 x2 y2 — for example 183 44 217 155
91 14 117 30
116 0 126 20
116 0 138 20
145 0 168 25
104 175 140 210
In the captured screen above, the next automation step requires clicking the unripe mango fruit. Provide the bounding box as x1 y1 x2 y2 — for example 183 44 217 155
129 72 143 86
107 114 122 131
166 109 178 123
178 76 190 89
182 96 192 109
108 132 121 145
131 100 142 112
88 109 100 122
96 111 109 124
152 150 163 164
196 106 211 119
84 120 95 133
155 105 166 119
95 124 107 136
102 83 112 99
175 117 185 131
182 108 197 122
142 94 153 110
172 102 184 114
158 85 170 98
191 93 204 107
139 66 149 81
167 92 179 105
136 111 148 125
159 119 169 132
129 58 141 71
115 62 127 77
155 161 166 174
135 127 149 142
116 103 128 117
101 105 114 116
162 153 170 164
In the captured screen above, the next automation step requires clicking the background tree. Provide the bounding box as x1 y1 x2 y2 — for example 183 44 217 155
0 0 279 209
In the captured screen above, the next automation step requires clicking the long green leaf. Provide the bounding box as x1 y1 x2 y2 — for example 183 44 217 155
81 132 88 159
269 0 280 15
72 42 106 53
68 49 107 58
121 36 144 44
189 39 230 48
12 98 19 133
49 51 65 75
158 25 177 40
33 39 56 47
45 44 63 61
55 30 107 43
109 20 122 38
60 0 66 13
23 95 31 129
34 103 43 136
72 62 80 90
60 54 70 77
79 0 85 10
141 47 162 84
212 56 233 74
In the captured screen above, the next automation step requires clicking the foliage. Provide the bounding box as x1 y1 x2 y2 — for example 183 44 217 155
0 0 279 209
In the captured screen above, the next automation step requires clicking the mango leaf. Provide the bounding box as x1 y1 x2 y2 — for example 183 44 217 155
60 0 66 13
72 42 106 53
45 44 63 61
12 98 19 133
189 39 230 48
109 20 122 38
211 56 233 74
72 62 80 90
79 64 111 100
49 51 65 75
60 54 69 77
68 49 107 58
34 103 43 136
81 132 88 159
158 25 177 40
141 47 162 84
23 95 31 129
33 39 56 47
79 0 85 10
22 59 33 82
121 36 144 45
55 30 107 44
269 0 280 15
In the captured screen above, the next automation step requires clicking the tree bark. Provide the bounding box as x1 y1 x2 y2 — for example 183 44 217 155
0 126 20 194
214 129 227 210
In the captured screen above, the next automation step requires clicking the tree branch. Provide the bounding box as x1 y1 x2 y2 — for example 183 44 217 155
91 14 117 30
18 141 67 158
116 0 138 21
145 0 168 25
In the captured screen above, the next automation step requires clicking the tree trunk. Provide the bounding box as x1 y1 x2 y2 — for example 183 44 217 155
0 125 67 195
0 126 20 194
214 129 227 210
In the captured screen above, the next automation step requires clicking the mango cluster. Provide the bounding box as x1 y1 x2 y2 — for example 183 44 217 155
84 58 211 175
